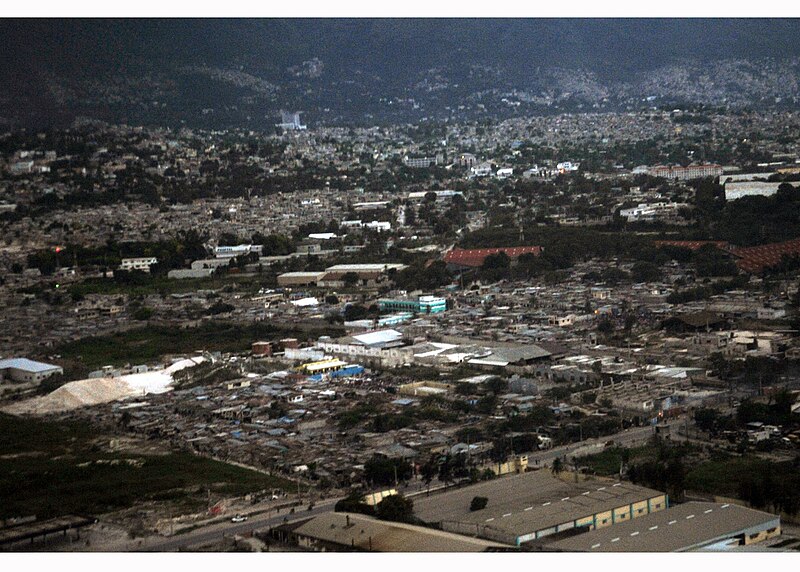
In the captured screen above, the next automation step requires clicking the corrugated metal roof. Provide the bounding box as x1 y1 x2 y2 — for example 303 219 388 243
732 237 800 273
654 240 730 251
277 271 326 278
325 263 406 272
444 246 542 268
0 358 62 373
547 502 780 552
352 329 403 346
292 512 504 552
415 470 663 538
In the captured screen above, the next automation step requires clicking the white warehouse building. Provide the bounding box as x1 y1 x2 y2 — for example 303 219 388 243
0 358 64 384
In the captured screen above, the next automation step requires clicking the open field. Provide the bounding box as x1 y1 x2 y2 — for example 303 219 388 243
55 320 345 371
578 441 800 515
685 454 800 498
66 273 268 298
575 444 655 476
0 413 293 520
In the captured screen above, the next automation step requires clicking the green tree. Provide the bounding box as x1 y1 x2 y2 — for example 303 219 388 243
631 261 662 283
693 245 737 277
132 307 154 321
485 377 508 395
597 317 614 336
342 272 359 287
334 492 375 516
438 454 454 485
475 394 498 415
375 494 415 523
470 496 489 511
601 267 630 286
404 205 416 226
694 408 721 433
364 455 412 487
343 303 369 321
479 252 511 282
420 457 437 490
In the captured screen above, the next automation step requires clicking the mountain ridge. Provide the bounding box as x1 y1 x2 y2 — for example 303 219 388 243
2 19 800 128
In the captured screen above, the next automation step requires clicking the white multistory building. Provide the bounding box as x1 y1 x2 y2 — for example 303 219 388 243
120 257 158 272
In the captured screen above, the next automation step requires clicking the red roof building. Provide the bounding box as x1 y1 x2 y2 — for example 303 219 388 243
444 246 542 268
731 237 800 273
654 240 731 251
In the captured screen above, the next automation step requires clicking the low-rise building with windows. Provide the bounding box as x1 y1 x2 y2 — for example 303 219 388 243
546 502 780 552
0 358 63 384
378 295 447 314
413 470 667 546
119 257 158 272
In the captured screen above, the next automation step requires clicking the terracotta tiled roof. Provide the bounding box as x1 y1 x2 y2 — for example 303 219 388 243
654 240 730 251
444 246 542 268
732 237 800 273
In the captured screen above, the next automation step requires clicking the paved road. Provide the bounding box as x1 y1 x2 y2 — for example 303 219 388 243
526 424 660 468
135 477 458 551
137 498 338 551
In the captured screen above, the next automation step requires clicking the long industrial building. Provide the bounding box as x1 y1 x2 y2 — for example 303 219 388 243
0 358 63 384
276 512 506 552
444 246 542 270
647 164 723 180
277 263 407 288
413 470 668 546
545 502 780 552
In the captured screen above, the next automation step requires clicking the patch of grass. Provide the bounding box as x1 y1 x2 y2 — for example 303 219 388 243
56 321 345 370
66 274 262 298
337 403 378 430
685 456 770 497
575 444 656 476
0 414 293 520
0 413 94 455
685 454 800 514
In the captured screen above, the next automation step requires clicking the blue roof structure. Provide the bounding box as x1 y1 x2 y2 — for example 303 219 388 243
308 365 365 382
330 365 364 378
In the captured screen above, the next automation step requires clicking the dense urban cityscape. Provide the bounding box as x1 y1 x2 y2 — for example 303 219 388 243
1 17 800 556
